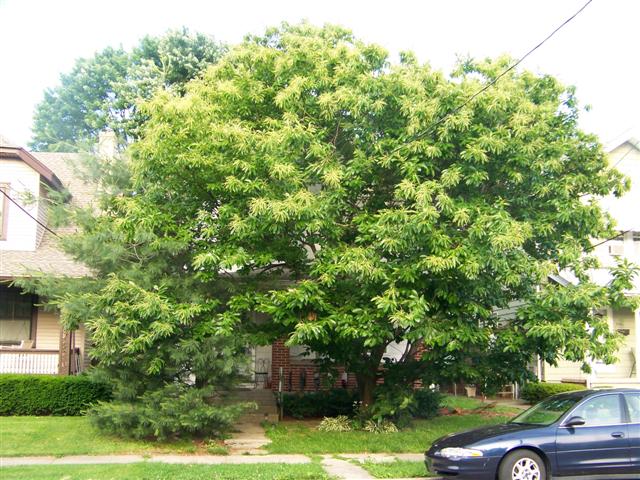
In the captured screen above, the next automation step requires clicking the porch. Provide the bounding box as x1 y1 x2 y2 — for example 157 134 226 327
0 347 81 375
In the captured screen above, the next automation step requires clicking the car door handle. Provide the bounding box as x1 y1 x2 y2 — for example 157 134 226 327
611 432 625 438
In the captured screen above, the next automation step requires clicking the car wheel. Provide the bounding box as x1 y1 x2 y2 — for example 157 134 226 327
498 449 546 480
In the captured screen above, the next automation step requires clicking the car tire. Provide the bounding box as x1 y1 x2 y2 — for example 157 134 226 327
498 449 546 480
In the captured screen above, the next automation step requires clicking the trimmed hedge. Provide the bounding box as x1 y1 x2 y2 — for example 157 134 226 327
282 389 358 419
520 382 586 403
0 374 111 416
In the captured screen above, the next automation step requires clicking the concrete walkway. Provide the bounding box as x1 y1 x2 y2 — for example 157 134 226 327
321 455 374 479
1 453 437 479
223 421 272 454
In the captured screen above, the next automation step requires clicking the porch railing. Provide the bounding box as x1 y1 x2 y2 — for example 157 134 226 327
0 349 60 374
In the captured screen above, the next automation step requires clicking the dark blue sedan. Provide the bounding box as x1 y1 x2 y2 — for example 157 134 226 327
425 388 640 480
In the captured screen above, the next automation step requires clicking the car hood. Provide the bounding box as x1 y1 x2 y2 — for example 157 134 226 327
430 423 542 450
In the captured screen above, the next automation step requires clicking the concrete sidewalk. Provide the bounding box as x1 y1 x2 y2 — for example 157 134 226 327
0 454 310 467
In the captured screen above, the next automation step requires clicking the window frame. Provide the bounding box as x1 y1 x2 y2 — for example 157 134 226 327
560 393 626 428
623 393 640 424
0 285 37 347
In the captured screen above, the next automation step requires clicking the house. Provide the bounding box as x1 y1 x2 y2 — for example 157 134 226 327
536 139 640 388
0 134 93 375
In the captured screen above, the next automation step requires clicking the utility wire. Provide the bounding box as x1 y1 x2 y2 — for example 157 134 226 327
384 0 594 158
587 228 636 251
609 144 635 170
0 188 60 238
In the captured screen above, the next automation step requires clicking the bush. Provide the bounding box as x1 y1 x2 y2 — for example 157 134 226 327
0 374 111 416
410 388 442 419
318 415 353 432
363 418 398 433
520 382 586 403
282 389 358 419
88 384 250 441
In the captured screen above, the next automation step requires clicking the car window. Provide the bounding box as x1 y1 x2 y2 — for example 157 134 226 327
624 393 640 423
569 394 622 426
510 396 581 425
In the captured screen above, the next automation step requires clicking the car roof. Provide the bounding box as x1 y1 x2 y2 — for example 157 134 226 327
551 388 640 401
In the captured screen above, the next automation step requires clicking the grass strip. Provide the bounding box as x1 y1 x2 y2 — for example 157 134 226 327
359 459 433 478
266 414 512 454
0 462 330 480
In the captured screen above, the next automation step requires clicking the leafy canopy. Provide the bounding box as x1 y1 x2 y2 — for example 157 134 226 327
30 28 225 152
22 24 637 410
125 23 636 401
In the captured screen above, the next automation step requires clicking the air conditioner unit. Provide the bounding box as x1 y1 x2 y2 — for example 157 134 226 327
608 244 624 256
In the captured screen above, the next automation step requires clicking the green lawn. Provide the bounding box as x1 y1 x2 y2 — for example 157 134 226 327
265 414 513 454
441 394 524 414
358 460 432 478
0 463 330 480
0 417 200 456
0 395 520 458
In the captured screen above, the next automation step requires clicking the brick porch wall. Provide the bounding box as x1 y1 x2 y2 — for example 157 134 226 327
271 338 358 392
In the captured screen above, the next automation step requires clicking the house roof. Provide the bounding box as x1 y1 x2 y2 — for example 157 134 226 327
0 145 64 191
0 138 94 279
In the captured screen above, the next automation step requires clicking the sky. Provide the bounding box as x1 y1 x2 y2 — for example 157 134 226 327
0 0 638 150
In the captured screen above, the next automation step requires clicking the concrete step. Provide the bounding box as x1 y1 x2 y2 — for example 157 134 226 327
238 413 279 423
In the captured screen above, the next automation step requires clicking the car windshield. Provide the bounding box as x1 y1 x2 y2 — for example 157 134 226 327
510 396 582 426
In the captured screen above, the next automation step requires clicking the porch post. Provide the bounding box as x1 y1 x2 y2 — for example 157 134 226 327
58 329 72 375
635 308 640 382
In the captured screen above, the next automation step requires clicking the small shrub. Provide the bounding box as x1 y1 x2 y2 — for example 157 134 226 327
0 374 111 416
318 415 353 432
410 388 442 419
282 389 358 418
88 384 250 440
363 418 398 434
205 441 229 455
520 382 586 403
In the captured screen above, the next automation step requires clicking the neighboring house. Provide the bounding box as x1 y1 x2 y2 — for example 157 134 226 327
0 134 93 375
537 139 640 388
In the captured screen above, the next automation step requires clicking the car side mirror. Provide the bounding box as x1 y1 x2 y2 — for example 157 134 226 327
564 416 585 427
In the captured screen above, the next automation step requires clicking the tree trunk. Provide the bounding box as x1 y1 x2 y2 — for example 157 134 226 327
356 345 387 406
357 372 376 406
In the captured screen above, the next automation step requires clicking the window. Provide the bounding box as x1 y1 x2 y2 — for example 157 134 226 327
0 286 34 345
0 183 8 240
634 232 640 255
608 241 624 256
624 393 640 423
570 394 623 426
289 345 317 360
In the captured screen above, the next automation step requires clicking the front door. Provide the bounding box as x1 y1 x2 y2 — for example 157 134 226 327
556 393 630 476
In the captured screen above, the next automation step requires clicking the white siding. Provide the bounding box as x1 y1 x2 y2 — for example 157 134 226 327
596 309 636 379
35 308 61 350
543 308 636 383
0 159 40 251
543 359 586 383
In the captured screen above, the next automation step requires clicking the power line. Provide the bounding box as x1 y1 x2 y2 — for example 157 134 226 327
0 188 60 238
384 0 594 158
609 144 635 170
587 228 636 251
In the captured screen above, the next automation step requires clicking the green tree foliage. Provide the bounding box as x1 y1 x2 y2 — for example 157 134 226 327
127 23 637 404
24 23 637 412
30 28 225 152
16 148 249 438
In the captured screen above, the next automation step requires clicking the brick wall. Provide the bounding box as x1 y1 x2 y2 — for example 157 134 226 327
270 338 358 392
